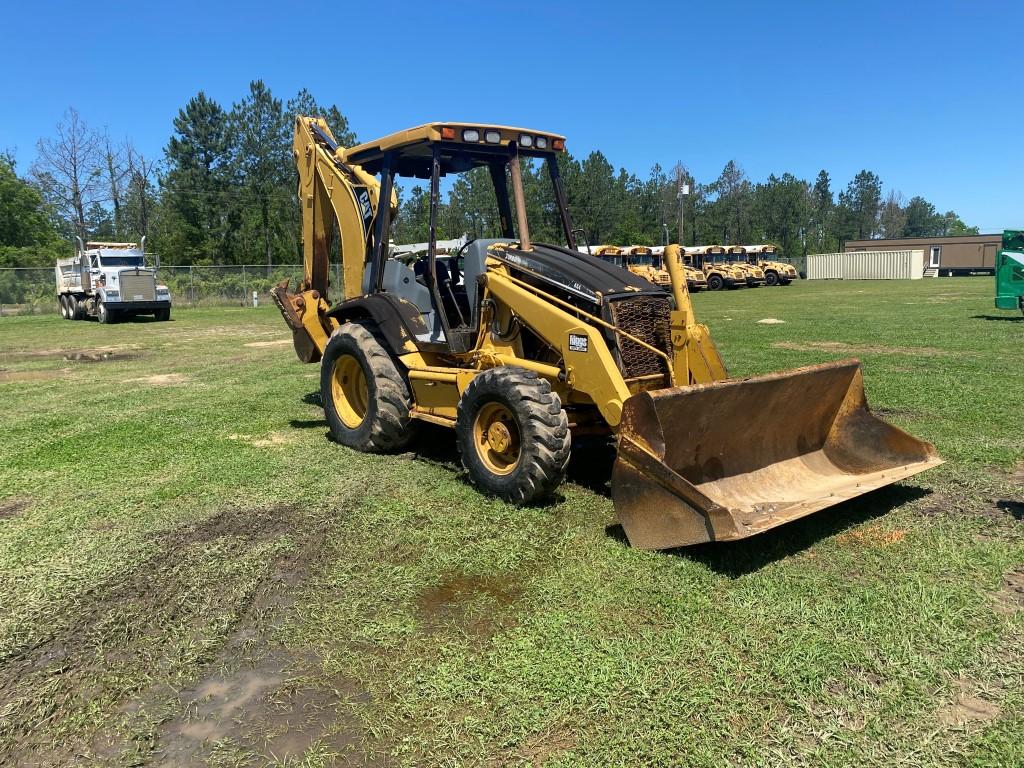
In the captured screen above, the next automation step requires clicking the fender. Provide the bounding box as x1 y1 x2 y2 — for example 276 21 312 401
326 293 430 355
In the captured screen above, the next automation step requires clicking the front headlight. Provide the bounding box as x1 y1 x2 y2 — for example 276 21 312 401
462 129 480 142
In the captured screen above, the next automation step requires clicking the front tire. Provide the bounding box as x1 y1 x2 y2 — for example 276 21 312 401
456 367 570 505
320 321 417 453
707 274 725 291
765 271 779 286
97 301 116 324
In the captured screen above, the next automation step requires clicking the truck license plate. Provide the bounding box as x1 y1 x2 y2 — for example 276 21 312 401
133 294 144 301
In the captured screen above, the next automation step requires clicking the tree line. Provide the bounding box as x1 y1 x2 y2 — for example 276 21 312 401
1 81 978 269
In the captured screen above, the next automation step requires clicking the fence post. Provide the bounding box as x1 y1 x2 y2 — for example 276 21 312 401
190 266 195 308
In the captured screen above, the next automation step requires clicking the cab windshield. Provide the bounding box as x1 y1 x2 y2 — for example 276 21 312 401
99 253 144 267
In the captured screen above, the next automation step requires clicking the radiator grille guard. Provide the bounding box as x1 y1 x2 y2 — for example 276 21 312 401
606 295 673 379
119 271 156 301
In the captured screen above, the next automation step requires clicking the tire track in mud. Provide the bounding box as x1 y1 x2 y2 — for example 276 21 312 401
0 503 378 767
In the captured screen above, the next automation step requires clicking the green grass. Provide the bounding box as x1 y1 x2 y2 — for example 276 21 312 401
0 279 1021 767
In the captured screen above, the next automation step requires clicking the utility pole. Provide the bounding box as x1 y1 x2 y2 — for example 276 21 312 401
677 182 690 246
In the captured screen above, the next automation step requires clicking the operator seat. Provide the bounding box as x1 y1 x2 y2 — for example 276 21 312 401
462 239 514 319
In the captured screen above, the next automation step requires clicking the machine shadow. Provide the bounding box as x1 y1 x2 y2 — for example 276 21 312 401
996 500 1024 521
971 314 1024 322
607 484 931 576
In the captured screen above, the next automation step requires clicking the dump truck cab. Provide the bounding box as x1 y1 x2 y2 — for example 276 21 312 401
746 244 798 286
687 245 746 290
995 229 1024 314
55 239 171 323
726 246 765 286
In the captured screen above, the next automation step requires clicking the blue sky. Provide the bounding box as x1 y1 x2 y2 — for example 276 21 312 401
1 0 1019 231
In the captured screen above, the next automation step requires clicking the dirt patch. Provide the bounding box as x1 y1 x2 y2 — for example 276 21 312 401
773 340 949 357
244 338 292 348
938 678 1001 726
3 347 138 363
0 369 64 383
228 432 296 448
418 572 522 637
0 498 30 519
0 503 363 766
511 724 577 766
65 351 139 363
1008 462 1024 487
992 566 1024 616
122 373 190 386
835 524 907 547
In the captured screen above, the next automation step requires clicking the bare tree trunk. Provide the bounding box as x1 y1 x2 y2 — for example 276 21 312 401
31 108 103 242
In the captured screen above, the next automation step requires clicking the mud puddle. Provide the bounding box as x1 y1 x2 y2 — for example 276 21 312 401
0 497 30 519
157 651 373 766
3 347 140 363
418 572 523 637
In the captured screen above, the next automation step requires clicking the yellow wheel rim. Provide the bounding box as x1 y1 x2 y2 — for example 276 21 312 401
472 402 521 476
331 354 369 429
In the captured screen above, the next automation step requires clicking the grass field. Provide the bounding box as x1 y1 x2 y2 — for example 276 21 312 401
0 278 1021 767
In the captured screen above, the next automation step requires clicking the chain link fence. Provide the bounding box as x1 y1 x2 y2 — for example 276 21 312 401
0 264 345 317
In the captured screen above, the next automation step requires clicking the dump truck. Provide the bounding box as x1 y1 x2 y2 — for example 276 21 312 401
686 245 748 290
56 239 171 323
995 230 1024 315
726 246 766 287
272 117 941 549
745 244 799 286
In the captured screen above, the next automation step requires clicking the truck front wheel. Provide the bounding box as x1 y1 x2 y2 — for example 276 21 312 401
97 301 117 324
708 275 725 291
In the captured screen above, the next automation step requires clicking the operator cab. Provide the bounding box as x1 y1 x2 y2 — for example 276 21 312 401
341 123 576 353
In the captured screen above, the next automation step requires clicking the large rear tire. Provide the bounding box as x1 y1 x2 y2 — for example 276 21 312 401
59 295 69 319
320 321 417 453
155 307 171 322
456 367 570 505
708 274 725 291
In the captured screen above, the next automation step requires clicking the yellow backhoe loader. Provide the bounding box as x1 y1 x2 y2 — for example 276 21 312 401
273 117 941 549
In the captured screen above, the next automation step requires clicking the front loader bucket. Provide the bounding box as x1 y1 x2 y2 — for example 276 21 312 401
611 360 942 549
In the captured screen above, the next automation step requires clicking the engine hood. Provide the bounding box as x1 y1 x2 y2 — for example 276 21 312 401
487 242 659 305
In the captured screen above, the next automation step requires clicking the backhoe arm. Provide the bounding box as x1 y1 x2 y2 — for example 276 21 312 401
272 116 395 362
